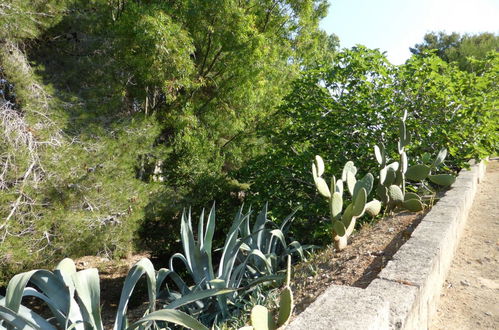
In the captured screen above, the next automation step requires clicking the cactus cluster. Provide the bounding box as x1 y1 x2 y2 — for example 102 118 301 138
405 148 456 186
374 110 424 212
374 110 456 212
312 156 381 251
239 257 294 330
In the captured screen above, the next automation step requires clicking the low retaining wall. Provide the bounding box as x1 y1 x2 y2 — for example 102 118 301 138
286 160 487 330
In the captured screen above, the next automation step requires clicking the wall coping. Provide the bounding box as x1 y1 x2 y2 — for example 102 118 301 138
286 160 487 330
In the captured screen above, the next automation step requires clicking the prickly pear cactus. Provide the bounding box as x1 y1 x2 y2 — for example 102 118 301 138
374 111 455 213
240 256 294 330
312 156 381 251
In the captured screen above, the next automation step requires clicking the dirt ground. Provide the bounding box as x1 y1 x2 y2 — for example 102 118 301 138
291 209 426 316
430 159 499 330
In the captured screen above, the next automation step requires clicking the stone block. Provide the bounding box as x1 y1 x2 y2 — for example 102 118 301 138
286 285 389 330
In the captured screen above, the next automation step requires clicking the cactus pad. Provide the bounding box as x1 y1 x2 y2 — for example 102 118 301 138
403 198 424 212
428 174 456 186
365 199 382 217
405 164 431 181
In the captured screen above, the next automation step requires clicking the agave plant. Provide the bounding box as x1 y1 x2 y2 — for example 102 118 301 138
166 203 306 325
0 258 220 330
237 203 313 279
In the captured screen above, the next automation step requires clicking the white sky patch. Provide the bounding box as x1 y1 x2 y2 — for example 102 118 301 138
320 0 499 65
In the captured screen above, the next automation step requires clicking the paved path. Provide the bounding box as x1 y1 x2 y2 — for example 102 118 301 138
430 160 499 329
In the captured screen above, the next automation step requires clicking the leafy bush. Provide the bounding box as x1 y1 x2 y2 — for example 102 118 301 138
236 47 398 244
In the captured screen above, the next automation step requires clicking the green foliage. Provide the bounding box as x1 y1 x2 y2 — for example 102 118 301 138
395 53 498 168
236 47 397 244
312 157 380 250
375 112 455 212
410 31 499 72
0 0 71 41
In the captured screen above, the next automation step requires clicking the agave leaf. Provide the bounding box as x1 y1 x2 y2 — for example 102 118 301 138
428 174 456 186
203 203 216 280
278 208 298 234
218 214 246 281
0 295 59 329
254 203 268 251
157 268 190 296
127 309 208 330
197 208 205 249
181 209 202 283
72 268 103 330
287 241 305 260
6 270 70 319
268 229 287 255
113 258 157 330
165 288 234 310
0 304 42 330
21 288 69 326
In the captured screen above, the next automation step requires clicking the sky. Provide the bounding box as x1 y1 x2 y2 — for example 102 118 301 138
320 0 499 65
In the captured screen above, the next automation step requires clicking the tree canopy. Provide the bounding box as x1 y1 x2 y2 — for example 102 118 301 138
410 31 499 72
